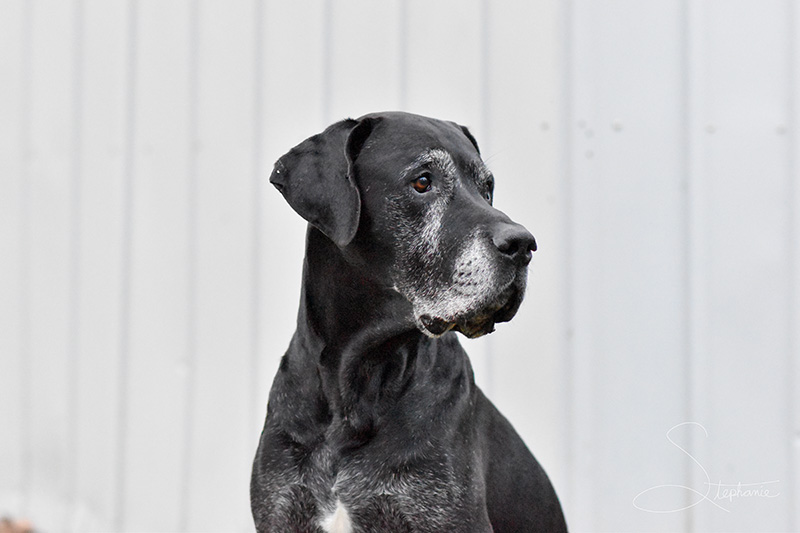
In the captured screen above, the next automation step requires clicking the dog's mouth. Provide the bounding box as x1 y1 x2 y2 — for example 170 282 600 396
417 283 525 339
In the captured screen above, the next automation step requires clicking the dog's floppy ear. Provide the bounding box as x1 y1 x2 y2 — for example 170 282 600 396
270 118 375 247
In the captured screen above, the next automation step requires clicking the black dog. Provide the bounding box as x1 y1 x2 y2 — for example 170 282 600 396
251 112 567 532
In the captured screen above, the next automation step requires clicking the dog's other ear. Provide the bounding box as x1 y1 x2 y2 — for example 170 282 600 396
270 118 375 247
457 124 480 154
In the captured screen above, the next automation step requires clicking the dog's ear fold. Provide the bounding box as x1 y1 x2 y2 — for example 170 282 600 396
270 118 376 247
458 124 480 154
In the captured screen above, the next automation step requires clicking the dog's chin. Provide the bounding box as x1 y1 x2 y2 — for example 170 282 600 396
416 284 526 340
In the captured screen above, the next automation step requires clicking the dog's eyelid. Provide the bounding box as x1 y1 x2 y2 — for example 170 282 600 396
407 169 432 182
400 162 430 179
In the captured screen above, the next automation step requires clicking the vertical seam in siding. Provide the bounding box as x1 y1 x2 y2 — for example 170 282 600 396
115 0 138 529
786 0 799 529
322 0 332 124
67 0 85 527
678 0 694 529
685 2 710 531
398 0 408 110
179 2 200 530
19 0 34 518
558 0 575 516
479 0 490 139
251 0 264 458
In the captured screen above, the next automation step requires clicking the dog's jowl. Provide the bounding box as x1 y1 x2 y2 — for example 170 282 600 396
251 112 567 532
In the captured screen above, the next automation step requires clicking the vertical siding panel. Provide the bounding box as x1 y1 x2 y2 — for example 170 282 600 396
256 0 327 436
122 1 192 529
71 1 130 529
483 0 567 509
327 0 401 120
25 1 77 528
404 0 482 127
564 0 587 514
690 1 792 530
261 0 326 152
0 0 25 518
183 2 257 530
567 0 600 526
570 1 687 530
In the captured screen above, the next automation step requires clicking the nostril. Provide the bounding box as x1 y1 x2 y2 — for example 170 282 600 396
496 238 517 256
518 246 533 266
493 226 537 265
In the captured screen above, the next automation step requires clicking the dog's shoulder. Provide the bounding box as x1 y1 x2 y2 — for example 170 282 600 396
473 389 568 532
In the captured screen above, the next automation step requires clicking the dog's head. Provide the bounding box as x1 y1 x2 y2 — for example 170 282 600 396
271 112 536 339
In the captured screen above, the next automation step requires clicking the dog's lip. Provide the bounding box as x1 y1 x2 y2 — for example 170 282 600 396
418 284 524 339
453 319 496 339
419 314 454 336
492 285 524 324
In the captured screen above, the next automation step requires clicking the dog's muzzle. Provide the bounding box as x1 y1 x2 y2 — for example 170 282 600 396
407 216 536 339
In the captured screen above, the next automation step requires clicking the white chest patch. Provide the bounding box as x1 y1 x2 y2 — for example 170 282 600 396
320 499 352 533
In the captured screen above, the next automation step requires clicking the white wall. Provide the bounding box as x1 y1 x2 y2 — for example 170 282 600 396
0 1 796 531
566 1 798 531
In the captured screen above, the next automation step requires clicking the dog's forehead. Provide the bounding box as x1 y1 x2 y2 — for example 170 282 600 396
358 114 482 175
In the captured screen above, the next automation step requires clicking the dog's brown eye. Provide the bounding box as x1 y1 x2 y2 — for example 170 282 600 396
412 174 432 193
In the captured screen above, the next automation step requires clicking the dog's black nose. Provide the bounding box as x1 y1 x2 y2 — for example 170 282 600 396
492 224 537 265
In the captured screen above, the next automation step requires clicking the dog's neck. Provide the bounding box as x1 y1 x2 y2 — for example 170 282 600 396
299 227 414 347
285 227 473 446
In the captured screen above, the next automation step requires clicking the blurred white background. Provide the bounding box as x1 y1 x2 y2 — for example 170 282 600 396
0 0 797 531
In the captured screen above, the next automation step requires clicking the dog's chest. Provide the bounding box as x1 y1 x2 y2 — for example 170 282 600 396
315 493 416 533
261 451 475 533
319 499 352 533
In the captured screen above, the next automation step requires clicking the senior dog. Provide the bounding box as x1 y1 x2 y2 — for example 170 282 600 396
251 112 567 532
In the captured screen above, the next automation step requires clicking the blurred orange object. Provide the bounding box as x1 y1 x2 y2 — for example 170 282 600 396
0 518 34 533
